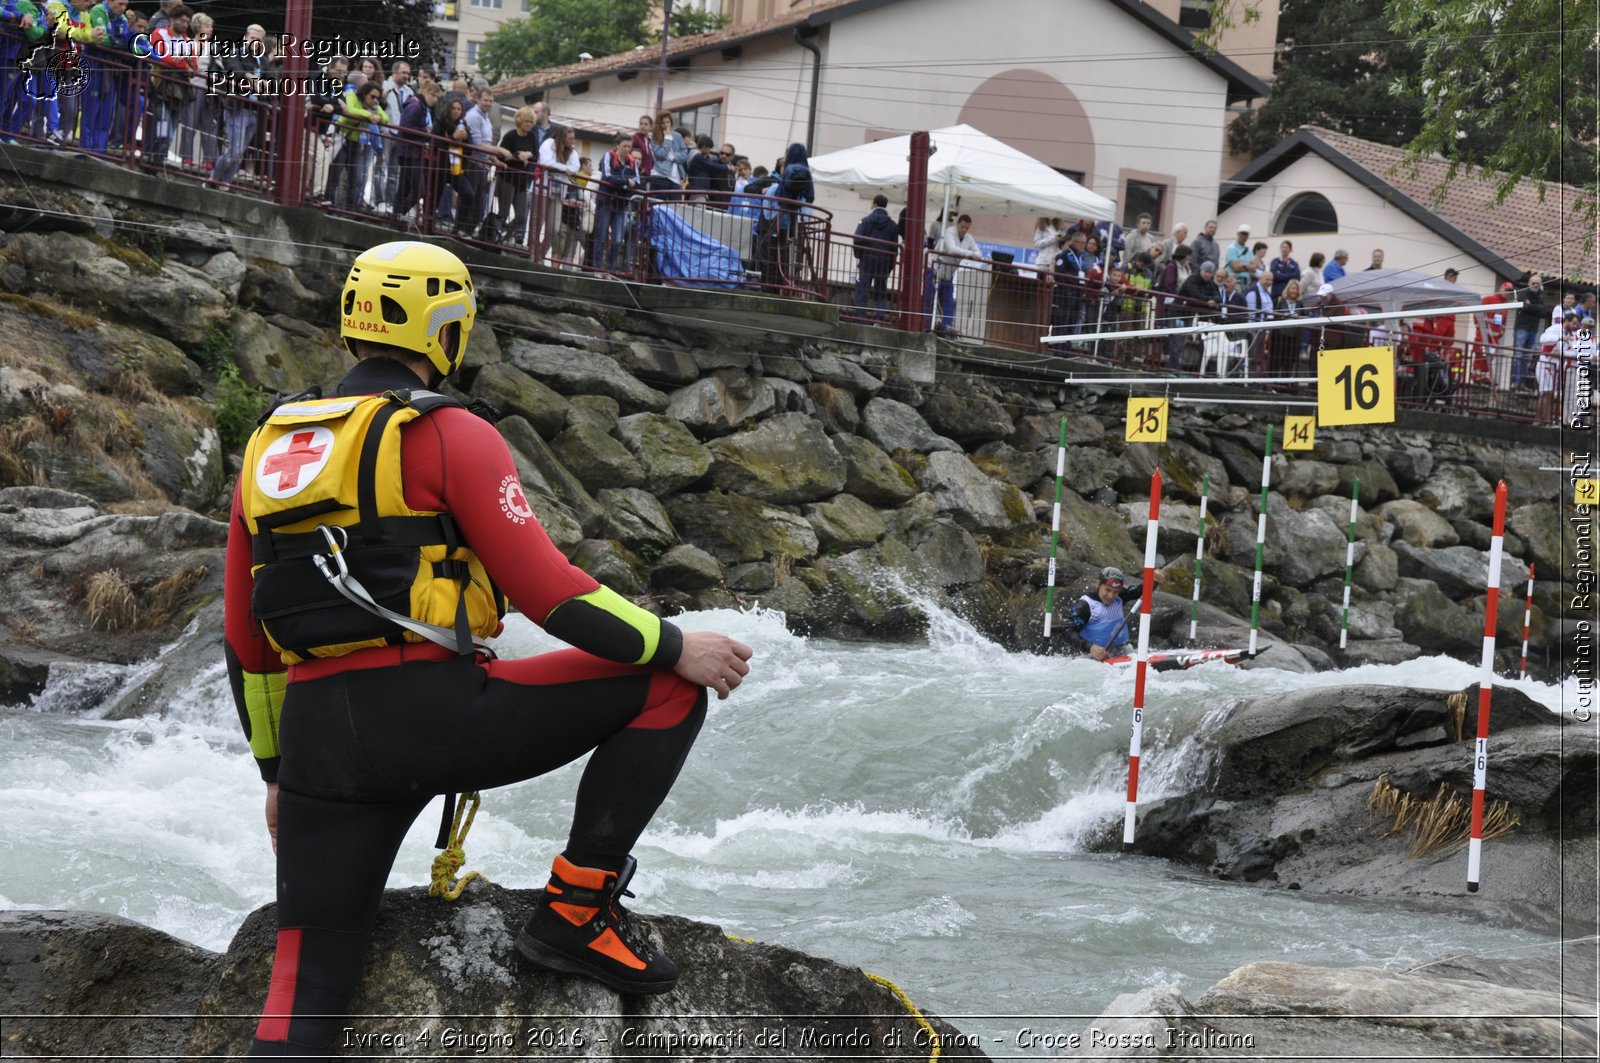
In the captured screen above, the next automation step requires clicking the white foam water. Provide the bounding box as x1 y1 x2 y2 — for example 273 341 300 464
0 605 1578 1045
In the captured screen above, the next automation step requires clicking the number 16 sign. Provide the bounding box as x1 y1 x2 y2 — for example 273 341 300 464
1317 346 1396 426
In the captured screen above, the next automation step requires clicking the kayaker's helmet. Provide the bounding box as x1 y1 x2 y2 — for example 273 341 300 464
340 241 477 378
1100 566 1126 586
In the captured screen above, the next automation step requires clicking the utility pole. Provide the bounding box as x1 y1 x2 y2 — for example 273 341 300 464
654 0 672 114
276 0 313 206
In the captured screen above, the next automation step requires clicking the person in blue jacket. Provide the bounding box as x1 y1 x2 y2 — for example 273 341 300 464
852 192 898 319
1069 566 1165 660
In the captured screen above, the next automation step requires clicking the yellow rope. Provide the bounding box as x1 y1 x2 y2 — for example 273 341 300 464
866 972 941 1060
724 934 939 1060
429 791 488 900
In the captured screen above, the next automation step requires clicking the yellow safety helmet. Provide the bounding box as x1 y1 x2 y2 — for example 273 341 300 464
340 241 477 377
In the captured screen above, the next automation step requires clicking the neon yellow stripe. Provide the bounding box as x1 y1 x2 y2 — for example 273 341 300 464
571 586 660 665
243 670 286 761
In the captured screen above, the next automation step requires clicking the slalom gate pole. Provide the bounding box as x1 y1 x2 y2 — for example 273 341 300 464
1043 416 1068 637
1123 468 1162 852
1249 425 1274 656
1519 564 1535 680
1339 476 1359 650
1189 473 1208 642
1467 479 1508 893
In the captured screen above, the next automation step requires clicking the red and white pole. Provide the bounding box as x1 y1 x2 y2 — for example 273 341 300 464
1467 479 1508 893
1519 563 1535 681
1123 468 1162 852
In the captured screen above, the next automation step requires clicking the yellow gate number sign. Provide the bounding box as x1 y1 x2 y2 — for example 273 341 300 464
1317 346 1396 426
1283 415 1316 451
1125 397 1169 443
1577 479 1599 506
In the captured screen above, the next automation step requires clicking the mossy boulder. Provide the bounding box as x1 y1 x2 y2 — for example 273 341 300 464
665 492 819 564
469 363 570 439
596 487 677 554
1337 459 1402 508
919 378 1014 445
649 544 722 590
806 381 861 436
706 414 847 505
1055 487 1140 569
1377 499 1461 548
1118 438 1228 502
835 434 916 506
230 310 347 394
810 536 928 640
135 404 223 511
568 539 648 596
915 451 1034 536
803 493 886 552
552 422 646 493
614 413 713 495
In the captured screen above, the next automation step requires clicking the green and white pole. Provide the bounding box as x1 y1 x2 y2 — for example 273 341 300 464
1339 476 1360 650
1188 473 1209 642
1248 425 1274 656
1043 416 1068 637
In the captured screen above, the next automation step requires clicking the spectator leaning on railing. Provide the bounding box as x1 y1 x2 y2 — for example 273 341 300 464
143 1 195 165
390 76 436 226
0 1 50 142
212 23 268 185
307 56 348 204
536 123 580 264
81 0 133 152
852 193 899 321
594 131 641 271
327 72 387 212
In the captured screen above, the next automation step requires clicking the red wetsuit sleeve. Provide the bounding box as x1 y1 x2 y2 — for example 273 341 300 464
402 407 682 668
224 478 288 781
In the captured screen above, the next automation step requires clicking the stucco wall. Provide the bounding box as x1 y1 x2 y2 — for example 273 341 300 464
1217 154 1502 297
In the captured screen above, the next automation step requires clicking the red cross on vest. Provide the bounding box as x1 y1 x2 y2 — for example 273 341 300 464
262 431 328 492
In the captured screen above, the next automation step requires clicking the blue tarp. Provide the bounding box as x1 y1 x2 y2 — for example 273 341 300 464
647 205 745 290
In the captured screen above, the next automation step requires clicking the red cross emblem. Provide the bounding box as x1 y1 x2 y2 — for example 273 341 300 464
257 427 334 498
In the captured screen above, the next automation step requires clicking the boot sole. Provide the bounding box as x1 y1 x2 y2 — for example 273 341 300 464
514 931 678 996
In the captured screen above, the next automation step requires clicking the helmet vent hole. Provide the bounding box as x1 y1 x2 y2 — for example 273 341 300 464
380 296 409 325
343 290 356 315
427 278 440 297
444 280 462 294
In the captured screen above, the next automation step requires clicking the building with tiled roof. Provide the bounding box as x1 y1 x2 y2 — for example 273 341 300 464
487 0 1274 253
1217 126 1596 292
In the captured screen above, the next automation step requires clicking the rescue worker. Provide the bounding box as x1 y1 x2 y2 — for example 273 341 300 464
1068 566 1165 661
224 240 753 1059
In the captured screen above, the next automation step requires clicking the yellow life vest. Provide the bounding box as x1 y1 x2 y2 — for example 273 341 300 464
240 388 504 664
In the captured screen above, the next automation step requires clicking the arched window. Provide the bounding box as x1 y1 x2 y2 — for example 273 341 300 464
1275 193 1338 234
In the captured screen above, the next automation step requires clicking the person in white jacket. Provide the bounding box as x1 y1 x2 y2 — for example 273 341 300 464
1031 216 1061 277
538 125 582 264
934 214 983 334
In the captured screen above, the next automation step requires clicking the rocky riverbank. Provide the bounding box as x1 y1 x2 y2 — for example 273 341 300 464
0 215 1589 701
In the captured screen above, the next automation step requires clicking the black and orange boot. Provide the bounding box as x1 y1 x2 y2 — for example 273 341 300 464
515 855 679 995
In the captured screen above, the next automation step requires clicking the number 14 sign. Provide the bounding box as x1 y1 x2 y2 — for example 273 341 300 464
1317 346 1396 426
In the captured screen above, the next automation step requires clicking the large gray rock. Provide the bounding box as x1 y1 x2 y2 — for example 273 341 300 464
1 886 982 1061
1353 541 1398 591
596 487 677 554
859 396 961 454
568 539 648 596
239 261 327 320
972 441 1051 489
551 422 646 493
614 339 700 386
1393 576 1479 655
1337 458 1402 507
135 404 223 511
1392 542 1530 600
1387 445 1436 489
808 537 928 640
231 310 348 394
469 363 571 438
1417 463 1496 522
806 381 861 435
1276 458 1340 500
1377 499 1461 548
665 370 776 435
614 413 713 495
1222 493 1353 586
804 493 887 552
918 378 1014 445
665 493 819 563
1305 493 1386 545
69 322 200 396
835 435 917 506
914 451 1033 536
650 543 722 590
706 414 847 505
799 350 883 395
884 507 985 587
506 340 669 413
1117 438 1229 503
1340 638 1422 665
1507 501 1578 575
21 439 134 502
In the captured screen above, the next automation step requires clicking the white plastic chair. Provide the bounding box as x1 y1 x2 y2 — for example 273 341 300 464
1199 329 1250 377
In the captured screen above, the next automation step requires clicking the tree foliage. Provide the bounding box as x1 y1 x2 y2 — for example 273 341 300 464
1210 0 1596 246
1222 0 1423 160
668 5 730 38
312 0 443 75
477 0 653 83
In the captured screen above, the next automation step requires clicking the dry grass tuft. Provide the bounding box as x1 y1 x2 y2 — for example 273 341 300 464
1368 774 1520 860
84 569 138 633
143 565 208 629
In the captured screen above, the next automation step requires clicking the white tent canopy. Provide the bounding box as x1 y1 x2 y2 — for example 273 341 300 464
807 124 1115 221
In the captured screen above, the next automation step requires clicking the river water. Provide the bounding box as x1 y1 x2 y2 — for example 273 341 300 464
0 603 1579 1050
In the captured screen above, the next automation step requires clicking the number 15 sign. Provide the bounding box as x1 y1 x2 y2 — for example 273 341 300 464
1317 346 1396 426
